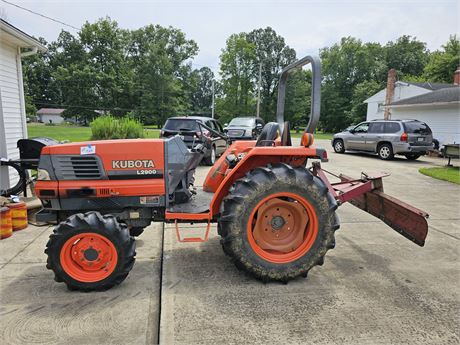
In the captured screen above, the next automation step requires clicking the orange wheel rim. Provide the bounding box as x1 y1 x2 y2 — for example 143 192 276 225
247 192 318 264
60 233 118 282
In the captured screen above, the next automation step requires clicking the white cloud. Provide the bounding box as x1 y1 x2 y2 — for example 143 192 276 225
1 0 458 70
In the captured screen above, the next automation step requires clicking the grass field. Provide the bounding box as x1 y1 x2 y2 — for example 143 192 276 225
27 123 331 142
28 123 160 142
419 166 460 185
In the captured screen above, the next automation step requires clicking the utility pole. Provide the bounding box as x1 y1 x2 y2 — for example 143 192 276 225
256 62 262 118
211 79 215 119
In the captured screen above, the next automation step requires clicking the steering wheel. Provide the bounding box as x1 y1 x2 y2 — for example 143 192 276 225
256 122 280 147
281 121 292 146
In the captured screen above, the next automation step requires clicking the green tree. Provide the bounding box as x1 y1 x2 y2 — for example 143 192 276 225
347 80 383 124
384 35 429 77
247 27 296 121
424 35 460 83
320 37 383 131
284 70 311 128
188 67 215 115
22 37 62 111
218 33 256 123
128 24 198 125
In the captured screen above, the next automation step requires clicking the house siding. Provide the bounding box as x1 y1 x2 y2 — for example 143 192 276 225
39 114 65 124
391 105 460 145
366 84 431 121
0 41 26 189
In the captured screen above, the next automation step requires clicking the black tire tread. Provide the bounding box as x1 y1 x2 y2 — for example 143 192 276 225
0 161 27 197
129 227 144 237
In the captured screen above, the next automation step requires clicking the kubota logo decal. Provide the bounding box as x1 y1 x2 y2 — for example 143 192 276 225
112 159 155 169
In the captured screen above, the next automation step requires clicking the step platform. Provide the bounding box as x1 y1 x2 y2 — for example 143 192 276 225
167 190 214 242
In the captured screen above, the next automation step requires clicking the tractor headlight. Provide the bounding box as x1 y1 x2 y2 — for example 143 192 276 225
37 169 51 181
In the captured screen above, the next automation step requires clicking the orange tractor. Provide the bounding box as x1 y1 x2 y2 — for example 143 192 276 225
34 56 428 291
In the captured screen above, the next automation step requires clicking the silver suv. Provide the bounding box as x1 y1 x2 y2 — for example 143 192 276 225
331 119 433 160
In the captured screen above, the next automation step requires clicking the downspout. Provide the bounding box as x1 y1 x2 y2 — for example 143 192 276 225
17 46 39 140
20 46 38 58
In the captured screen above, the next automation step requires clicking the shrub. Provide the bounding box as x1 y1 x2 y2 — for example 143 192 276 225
119 117 145 139
91 116 121 139
90 115 145 140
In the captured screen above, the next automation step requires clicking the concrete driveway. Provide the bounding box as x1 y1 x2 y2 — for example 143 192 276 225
1 139 459 345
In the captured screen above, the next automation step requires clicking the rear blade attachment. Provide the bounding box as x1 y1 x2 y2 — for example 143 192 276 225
312 163 429 246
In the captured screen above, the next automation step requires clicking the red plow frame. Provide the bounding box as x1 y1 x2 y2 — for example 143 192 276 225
311 162 429 246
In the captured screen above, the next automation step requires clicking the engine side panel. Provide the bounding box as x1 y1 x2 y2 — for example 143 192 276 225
36 139 166 208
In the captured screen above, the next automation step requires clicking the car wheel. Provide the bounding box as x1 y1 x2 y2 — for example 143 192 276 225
204 145 216 166
378 143 394 160
405 153 422 161
333 139 345 153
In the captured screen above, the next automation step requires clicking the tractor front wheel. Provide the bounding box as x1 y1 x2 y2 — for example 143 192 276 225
45 212 136 291
218 163 339 282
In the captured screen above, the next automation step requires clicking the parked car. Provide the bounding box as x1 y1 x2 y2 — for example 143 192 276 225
160 116 227 165
331 119 433 160
224 117 265 142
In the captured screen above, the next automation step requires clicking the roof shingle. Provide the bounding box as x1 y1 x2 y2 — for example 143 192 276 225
390 87 460 107
37 108 66 115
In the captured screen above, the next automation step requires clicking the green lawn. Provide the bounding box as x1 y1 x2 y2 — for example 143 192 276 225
419 166 460 185
27 123 160 142
27 123 331 142
290 131 332 140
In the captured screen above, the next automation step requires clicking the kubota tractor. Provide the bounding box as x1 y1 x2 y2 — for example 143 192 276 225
34 56 429 291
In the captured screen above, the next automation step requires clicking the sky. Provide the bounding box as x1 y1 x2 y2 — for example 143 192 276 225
1 0 459 73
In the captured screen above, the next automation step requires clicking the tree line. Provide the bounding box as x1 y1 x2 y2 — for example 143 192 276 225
23 17 459 132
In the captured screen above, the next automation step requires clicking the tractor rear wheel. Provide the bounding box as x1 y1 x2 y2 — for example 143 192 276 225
218 163 339 282
45 212 136 291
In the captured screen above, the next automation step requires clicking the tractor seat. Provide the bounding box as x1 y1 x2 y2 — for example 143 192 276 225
256 122 280 146
256 121 292 146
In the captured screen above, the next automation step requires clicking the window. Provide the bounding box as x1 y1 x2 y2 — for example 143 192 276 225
228 118 254 127
403 121 432 135
164 119 198 131
384 122 401 133
213 120 224 133
205 120 215 131
353 123 369 133
368 122 385 133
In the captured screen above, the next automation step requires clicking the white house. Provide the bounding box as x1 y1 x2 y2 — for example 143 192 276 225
0 19 46 190
365 80 460 145
37 108 66 124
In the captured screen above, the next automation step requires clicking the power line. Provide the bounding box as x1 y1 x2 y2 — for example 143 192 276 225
1 0 79 30
32 100 135 112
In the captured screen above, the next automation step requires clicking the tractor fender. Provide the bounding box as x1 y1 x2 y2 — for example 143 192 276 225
209 146 320 217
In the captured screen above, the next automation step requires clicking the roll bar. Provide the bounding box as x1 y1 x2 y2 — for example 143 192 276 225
276 55 321 134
